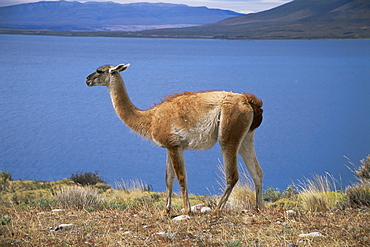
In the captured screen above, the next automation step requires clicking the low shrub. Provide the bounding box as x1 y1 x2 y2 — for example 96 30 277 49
30 198 55 209
263 185 296 203
346 182 370 207
345 155 370 207
70 171 106 186
263 187 281 203
133 193 161 207
268 198 298 210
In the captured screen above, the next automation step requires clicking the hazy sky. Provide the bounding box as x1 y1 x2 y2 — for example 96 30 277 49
0 0 293 13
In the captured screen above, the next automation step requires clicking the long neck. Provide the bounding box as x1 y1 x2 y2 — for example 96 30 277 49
107 72 152 139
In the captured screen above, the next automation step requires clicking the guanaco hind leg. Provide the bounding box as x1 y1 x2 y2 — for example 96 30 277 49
238 132 263 210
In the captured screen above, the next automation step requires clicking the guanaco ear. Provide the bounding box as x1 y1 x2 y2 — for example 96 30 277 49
109 63 130 73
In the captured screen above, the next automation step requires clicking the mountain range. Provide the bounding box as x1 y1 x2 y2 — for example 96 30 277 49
140 0 370 39
0 1 241 31
0 0 369 39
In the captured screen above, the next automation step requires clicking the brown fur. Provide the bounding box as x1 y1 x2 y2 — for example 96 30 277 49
86 64 264 215
242 93 263 131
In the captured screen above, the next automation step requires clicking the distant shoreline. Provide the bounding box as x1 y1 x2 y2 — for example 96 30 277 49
1 29 369 41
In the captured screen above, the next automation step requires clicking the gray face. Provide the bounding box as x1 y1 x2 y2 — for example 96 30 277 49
85 65 113 87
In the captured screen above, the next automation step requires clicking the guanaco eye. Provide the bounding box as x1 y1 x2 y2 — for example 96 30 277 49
97 69 104 74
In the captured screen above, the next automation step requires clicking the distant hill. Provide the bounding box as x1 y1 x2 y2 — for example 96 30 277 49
0 1 241 31
139 0 370 39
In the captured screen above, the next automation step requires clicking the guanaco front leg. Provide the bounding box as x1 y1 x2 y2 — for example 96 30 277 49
164 150 175 215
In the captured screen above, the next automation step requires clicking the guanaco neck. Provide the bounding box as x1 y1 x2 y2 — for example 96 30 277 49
107 72 152 139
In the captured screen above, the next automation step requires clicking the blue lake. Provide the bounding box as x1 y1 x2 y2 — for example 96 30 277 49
0 34 369 194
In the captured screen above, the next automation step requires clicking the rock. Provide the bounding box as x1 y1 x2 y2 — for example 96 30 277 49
58 223 73 228
283 222 291 228
172 215 190 221
287 243 299 247
123 231 132 234
298 232 323 237
190 204 212 214
243 216 256 224
51 209 64 212
286 210 297 217
52 223 73 231
191 204 205 213
200 207 212 213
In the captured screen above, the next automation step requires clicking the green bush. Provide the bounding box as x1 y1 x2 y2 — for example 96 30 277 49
1 215 11 225
30 198 55 209
268 198 298 210
263 187 281 203
70 171 106 186
263 185 296 203
133 193 161 207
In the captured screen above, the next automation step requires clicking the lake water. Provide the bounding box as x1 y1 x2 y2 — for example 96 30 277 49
0 34 369 194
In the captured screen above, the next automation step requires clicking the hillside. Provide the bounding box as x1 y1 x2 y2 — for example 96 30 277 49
139 0 370 39
0 1 241 31
1 0 369 39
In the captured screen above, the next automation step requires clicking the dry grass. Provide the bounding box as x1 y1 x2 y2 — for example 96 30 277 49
1 200 369 246
0 176 369 246
296 173 345 212
114 178 152 193
54 186 102 210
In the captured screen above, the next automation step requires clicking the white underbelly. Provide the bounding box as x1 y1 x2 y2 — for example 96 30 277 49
171 107 220 150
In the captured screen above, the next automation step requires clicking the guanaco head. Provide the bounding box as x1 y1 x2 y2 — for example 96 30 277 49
86 63 130 87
